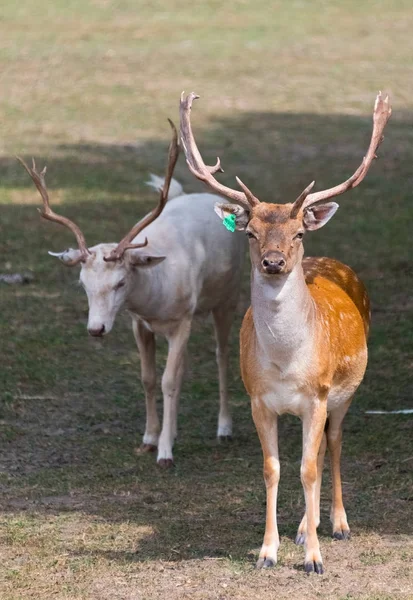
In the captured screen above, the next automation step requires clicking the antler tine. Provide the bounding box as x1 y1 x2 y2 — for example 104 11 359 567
180 92 259 209
17 156 90 264
302 92 392 210
104 119 180 263
161 118 181 205
235 177 260 207
290 181 316 218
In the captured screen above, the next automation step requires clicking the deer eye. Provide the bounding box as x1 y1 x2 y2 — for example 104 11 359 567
246 230 256 239
114 280 125 291
295 232 304 240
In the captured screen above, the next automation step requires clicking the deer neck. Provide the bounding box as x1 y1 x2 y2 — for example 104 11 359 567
126 266 165 317
251 262 315 368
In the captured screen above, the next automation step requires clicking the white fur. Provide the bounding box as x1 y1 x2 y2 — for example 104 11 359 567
251 265 315 382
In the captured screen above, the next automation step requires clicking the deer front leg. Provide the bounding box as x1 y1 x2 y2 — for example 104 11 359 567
252 398 280 569
132 319 159 452
296 431 327 545
157 318 192 467
301 399 327 574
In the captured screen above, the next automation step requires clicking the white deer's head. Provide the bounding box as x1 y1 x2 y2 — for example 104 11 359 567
19 121 179 336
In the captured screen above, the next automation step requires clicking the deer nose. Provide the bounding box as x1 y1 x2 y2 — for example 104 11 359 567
261 252 286 274
88 324 106 337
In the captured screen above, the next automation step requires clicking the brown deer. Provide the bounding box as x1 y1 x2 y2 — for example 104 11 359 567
180 91 391 573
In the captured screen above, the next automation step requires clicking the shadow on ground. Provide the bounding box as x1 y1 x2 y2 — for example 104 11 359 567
1 109 412 567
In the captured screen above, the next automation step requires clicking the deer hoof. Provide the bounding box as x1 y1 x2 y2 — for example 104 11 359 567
218 435 233 443
157 458 174 469
256 557 276 569
138 443 157 454
295 532 306 546
333 529 350 541
304 560 324 575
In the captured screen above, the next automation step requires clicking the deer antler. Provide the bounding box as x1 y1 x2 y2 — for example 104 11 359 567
290 181 316 218
180 92 260 210
17 157 90 265
298 92 392 211
104 118 180 262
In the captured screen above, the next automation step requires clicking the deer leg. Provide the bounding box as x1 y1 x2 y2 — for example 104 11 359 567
327 401 352 540
300 399 327 574
132 319 159 452
296 430 327 545
252 399 280 569
212 305 235 441
157 318 192 467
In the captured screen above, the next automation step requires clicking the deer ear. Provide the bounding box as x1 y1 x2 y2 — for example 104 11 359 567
214 202 250 231
48 248 83 266
303 202 339 231
129 253 166 268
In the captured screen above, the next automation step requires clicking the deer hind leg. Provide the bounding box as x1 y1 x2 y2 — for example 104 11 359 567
251 399 280 569
327 400 352 540
300 400 328 574
133 319 159 452
212 305 235 441
157 317 192 468
296 430 327 546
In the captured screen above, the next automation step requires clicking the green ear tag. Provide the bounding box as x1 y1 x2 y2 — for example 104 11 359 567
223 213 236 232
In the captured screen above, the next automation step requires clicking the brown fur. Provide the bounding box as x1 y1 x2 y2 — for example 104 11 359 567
305 257 370 392
240 257 370 398
303 256 370 337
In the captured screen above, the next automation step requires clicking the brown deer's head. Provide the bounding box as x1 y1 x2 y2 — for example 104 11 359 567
179 91 391 276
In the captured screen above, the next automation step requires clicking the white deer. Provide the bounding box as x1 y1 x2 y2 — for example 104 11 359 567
18 122 245 467
180 92 391 572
